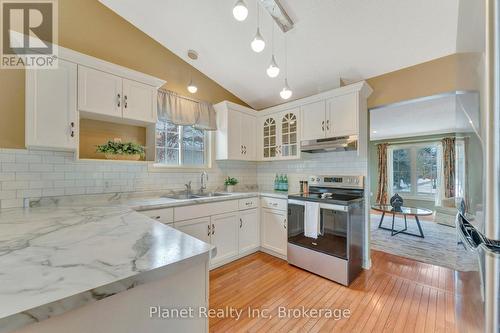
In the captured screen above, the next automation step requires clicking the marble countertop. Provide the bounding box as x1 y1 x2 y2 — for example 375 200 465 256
0 188 288 332
0 205 212 332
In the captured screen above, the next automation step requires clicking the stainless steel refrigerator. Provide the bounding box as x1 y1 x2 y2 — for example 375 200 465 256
456 1 500 332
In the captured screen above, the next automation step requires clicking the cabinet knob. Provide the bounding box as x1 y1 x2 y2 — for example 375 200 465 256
212 223 215 235
322 120 325 132
326 119 330 131
240 218 243 228
124 95 128 108
208 224 211 236
117 93 121 107
284 218 287 229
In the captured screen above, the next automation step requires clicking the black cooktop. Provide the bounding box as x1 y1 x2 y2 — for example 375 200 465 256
288 192 363 204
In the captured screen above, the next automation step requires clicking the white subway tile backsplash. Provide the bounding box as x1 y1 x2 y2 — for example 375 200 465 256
0 148 367 209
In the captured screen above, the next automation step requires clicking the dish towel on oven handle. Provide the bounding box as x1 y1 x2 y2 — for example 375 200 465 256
304 201 320 239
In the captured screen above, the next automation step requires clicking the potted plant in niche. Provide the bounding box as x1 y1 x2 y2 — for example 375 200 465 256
224 177 238 193
96 140 145 161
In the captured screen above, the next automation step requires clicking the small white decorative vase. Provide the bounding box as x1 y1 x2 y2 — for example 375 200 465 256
226 185 234 193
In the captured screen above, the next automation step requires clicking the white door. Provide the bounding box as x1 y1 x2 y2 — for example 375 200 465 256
78 65 122 118
261 116 278 160
211 212 239 265
240 112 256 160
227 109 242 160
278 109 300 159
327 93 358 137
25 59 78 150
122 79 157 123
174 217 211 244
300 100 327 141
238 209 259 254
261 209 287 256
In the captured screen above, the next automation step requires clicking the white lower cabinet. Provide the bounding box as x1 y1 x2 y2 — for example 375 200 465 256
238 208 260 254
210 212 239 266
261 208 287 256
175 217 211 244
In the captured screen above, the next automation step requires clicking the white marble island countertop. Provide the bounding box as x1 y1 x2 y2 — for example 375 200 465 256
0 205 212 332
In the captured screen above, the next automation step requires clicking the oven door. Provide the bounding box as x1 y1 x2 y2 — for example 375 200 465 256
287 199 305 239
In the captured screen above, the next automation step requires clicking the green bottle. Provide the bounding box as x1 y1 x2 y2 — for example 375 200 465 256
279 174 284 191
283 174 288 191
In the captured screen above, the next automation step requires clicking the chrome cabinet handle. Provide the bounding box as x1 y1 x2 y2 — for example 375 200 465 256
212 223 215 235
124 95 128 108
240 218 243 228
117 93 121 107
283 218 287 229
208 224 211 236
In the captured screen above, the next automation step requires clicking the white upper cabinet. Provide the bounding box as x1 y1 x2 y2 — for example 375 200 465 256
122 79 157 123
215 101 257 161
259 108 300 160
300 100 326 141
25 59 78 150
327 92 358 137
78 66 122 118
261 115 278 159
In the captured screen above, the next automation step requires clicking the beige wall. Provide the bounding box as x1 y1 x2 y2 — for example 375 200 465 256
0 0 245 149
366 53 480 109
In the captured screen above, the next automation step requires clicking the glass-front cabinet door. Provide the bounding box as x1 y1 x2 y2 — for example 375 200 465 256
281 111 298 158
263 117 277 159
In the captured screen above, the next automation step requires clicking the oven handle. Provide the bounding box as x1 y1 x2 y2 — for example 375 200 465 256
288 199 305 206
319 203 348 212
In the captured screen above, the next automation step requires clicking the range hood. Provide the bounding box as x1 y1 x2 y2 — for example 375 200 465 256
300 136 358 153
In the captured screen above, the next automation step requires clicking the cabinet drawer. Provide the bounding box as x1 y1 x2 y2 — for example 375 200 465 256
139 208 174 224
260 197 287 211
175 200 239 221
238 197 259 210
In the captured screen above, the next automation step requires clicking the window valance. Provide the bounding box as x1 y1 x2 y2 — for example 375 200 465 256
157 89 217 131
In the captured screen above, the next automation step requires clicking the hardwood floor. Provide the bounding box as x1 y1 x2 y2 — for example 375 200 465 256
209 251 483 333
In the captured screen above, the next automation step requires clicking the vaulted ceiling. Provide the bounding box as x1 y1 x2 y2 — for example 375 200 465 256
100 0 463 109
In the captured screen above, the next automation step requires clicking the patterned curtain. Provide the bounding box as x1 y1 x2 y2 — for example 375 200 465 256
442 137 456 198
376 143 389 204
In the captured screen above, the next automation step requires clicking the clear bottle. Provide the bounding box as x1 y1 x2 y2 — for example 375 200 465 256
278 174 284 191
283 174 288 191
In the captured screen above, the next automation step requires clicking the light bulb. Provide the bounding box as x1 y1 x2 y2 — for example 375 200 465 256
266 55 280 78
187 79 197 94
232 0 248 21
251 28 265 53
280 79 292 100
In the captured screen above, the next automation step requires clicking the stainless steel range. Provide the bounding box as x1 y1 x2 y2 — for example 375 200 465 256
287 175 365 286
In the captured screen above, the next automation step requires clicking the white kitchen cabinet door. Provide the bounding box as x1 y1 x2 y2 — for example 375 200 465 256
278 108 300 159
78 65 122 118
240 112 256 160
238 209 259 254
300 100 327 141
227 109 242 159
174 217 211 244
210 212 239 265
261 116 278 160
25 59 78 150
261 209 287 256
122 78 157 124
327 93 358 137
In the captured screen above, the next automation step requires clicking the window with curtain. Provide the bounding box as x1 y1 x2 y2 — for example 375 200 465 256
389 143 438 199
155 119 207 166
